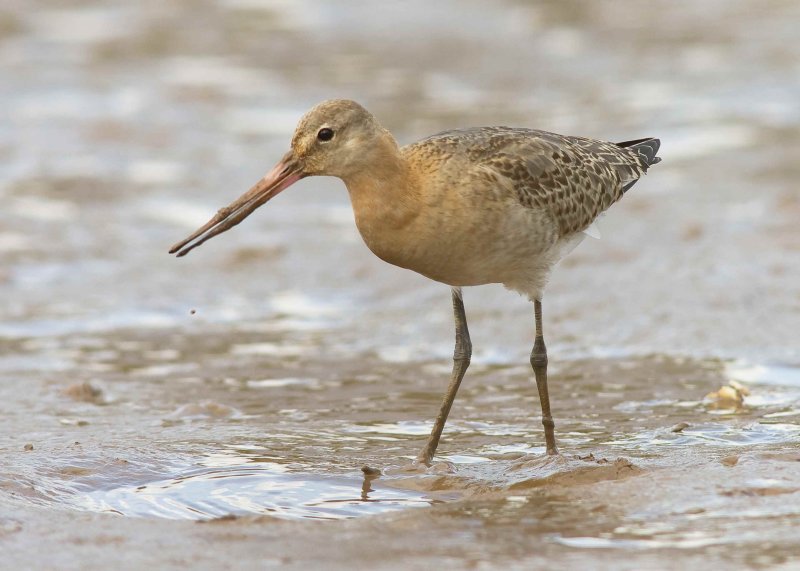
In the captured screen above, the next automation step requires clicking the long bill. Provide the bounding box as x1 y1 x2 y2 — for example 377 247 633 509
169 151 304 257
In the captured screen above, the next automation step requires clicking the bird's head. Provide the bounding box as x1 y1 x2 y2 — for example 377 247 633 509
291 99 391 178
169 99 392 257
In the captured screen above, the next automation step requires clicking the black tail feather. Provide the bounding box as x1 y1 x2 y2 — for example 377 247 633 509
617 137 661 168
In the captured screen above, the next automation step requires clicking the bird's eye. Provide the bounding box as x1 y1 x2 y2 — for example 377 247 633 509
317 128 334 142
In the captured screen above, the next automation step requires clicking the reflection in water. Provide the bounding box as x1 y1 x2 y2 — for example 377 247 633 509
74 459 430 521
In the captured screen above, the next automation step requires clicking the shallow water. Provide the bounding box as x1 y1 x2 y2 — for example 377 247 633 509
2 0 800 569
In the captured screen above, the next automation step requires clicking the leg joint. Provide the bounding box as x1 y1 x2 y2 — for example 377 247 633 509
530 338 547 369
530 353 547 368
453 337 472 363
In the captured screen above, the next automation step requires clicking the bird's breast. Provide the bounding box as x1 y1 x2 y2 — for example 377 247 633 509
352 204 440 278
349 189 557 288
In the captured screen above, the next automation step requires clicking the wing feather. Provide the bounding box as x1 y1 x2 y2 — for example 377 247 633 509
405 127 652 236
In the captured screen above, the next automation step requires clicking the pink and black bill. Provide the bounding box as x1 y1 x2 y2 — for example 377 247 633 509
169 152 304 257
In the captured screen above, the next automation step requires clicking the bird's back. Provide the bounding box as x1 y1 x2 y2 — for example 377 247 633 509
404 127 661 238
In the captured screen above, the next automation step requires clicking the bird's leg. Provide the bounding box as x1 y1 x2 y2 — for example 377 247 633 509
531 299 559 455
416 288 472 466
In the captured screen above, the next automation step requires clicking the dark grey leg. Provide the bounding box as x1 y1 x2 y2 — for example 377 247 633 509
416 288 472 466
531 299 558 455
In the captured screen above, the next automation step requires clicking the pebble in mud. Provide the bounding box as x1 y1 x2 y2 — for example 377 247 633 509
361 465 381 477
62 381 105 404
670 422 690 433
705 381 749 408
23 443 33 451
59 418 90 426
190 309 196 315
165 401 242 420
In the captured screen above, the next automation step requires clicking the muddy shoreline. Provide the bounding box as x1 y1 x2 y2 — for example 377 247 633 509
2 0 800 569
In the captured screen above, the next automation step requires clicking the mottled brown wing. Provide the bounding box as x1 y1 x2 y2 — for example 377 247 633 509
409 127 653 236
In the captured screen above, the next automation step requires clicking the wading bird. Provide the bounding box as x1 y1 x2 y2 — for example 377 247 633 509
170 99 660 466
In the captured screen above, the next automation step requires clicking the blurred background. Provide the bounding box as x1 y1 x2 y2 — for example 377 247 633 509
1 0 798 363
2 1 800 566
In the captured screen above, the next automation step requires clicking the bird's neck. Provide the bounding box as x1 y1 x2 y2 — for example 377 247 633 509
342 137 421 237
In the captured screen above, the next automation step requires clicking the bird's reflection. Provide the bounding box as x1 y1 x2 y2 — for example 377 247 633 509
360 465 381 500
